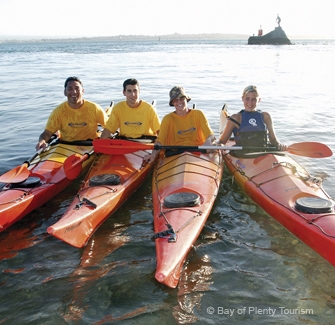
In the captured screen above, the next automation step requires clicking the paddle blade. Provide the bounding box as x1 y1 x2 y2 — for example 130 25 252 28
288 142 333 158
93 139 154 155
64 152 91 180
0 164 30 184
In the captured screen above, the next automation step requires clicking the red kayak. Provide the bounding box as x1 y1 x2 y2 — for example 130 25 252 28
0 140 95 232
220 105 335 268
152 150 224 288
47 139 157 248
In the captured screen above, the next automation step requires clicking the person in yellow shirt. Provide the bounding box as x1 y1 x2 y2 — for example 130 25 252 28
36 76 108 151
145 86 214 161
101 78 160 140
158 86 214 146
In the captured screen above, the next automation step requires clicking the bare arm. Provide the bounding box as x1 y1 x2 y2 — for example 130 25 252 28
36 129 54 151
263 112 287 150
218 114 240 145
143 140 161 163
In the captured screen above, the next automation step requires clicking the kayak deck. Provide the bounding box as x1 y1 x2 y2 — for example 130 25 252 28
0 141 94 231
223 148 335 267
47 148 156 248
153 151 224 288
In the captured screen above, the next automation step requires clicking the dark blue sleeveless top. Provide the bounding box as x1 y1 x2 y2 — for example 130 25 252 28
232 110 267 147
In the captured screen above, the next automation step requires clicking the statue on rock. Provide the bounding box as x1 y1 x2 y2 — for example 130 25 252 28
276 14 281 27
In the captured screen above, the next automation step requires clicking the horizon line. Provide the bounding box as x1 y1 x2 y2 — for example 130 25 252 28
1 32 334 42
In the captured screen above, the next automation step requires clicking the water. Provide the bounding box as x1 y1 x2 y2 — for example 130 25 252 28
1 38 335 324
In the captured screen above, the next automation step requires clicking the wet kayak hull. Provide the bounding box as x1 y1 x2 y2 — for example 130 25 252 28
0 141 94 231
47 149 156 248
153 151 224 288
223 148 335 267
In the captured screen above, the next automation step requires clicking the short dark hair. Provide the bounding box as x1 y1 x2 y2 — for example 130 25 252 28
123 78 139 91
64 76 83 88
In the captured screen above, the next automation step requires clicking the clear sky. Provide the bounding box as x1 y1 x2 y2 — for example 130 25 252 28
0 0 333 39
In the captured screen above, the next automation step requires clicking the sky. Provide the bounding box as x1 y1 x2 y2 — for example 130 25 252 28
0 0 334 39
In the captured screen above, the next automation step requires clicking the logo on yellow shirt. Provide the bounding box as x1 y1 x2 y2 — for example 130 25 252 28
124 122 142 127
68 122 87 128
178 127 196 135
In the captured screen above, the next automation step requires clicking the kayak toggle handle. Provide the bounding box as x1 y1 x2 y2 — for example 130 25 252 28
153 223 177 243
74 197 97 210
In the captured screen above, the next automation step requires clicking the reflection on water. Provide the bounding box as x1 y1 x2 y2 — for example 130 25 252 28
63 227 130 322
173 253 213 324
0 221 42 261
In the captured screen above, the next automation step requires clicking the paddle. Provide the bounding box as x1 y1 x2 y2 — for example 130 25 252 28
281 142 332 158
63 127 124 180
105 101 114 116
0 156 34 184
243 142 333 158
93 139 242 155
93 139 332 158
0 146 47 184
63 149 94 180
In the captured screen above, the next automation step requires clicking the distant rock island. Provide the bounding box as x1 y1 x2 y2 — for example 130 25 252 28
248 15 292 45
248 26 292 45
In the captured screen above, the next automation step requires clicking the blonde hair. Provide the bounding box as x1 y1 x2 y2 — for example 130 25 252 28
242 85 260 98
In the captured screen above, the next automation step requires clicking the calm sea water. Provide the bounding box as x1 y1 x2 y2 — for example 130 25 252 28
1 38 335 324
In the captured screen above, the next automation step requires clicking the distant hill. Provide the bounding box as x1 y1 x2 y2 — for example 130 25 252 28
0 33 249 43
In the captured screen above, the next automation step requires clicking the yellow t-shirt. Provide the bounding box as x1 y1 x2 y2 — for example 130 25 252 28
105 100 160 138
158 110 213 146
45 100 108 141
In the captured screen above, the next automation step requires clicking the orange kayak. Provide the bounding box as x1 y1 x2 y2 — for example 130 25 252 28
153 151 224 288
223 146 335 266
0 140 95 232
47 144 157 248
220 106 335 268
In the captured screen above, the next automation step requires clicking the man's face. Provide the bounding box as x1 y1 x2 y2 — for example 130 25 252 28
123 84 140 107
64 80 84 106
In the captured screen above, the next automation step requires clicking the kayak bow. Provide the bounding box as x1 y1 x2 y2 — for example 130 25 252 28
152 150 224 288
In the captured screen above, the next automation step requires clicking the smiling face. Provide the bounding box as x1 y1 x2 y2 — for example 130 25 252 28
242 91 260 112
123 84 140 108
64 80 84 109
172 96 189 116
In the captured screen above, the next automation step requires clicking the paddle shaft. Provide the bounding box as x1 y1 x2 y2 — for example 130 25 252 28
93 139 332 158
25 136 59 165
23 148 44 168
73 150 94 168
131 144 243 151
